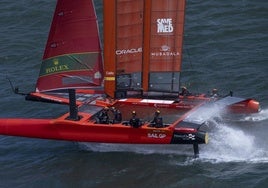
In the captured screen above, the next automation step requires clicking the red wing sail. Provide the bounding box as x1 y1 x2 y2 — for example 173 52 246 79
103 0 144 97
147 0 185 92
36 0 103 92
115 0 144 91
104 0 186 97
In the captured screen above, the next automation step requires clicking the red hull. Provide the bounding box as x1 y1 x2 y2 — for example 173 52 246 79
227 99 259 113
0 96 213 145
0 118 170 144
0 95 258 145
26 91 260 113
0 94 259 159
0 113 205 145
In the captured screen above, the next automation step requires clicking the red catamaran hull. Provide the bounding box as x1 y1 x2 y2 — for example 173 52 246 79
26 90 260 113
0 115 207 145
0 95 258 144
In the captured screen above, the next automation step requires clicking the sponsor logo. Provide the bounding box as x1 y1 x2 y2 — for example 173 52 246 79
157 18 174 33
160 45 170 52
148 133 166 139
151 45 180 57
94 71 102 79
174 134 196 140
147 129 167 139
188 134 196 140
45 59 69 74
154 104 170 108
115 47 142 55
105 71 115 76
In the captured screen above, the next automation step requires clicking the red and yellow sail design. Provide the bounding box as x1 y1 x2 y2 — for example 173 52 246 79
36 0 103 92
104 0 186 98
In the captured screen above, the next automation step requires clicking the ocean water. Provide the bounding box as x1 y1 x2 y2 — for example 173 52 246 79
0 0 268 187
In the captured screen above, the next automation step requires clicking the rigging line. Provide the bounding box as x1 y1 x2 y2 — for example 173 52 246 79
171 0 179 92
62 74 94 84
185 47 194 70
5 76 27 95
183 46 201 93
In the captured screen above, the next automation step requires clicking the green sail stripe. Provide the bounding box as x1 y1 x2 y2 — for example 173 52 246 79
39 53 99 77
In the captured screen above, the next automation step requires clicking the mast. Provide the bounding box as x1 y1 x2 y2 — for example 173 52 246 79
67 89 79 121
103 0 116 98
142 0 152 92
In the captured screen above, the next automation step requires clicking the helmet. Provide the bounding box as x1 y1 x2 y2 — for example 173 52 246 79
132 111 136 114
156 110 160 114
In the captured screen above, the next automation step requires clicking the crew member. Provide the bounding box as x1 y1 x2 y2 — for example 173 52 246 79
180 86 190 96
98 107 110 124
129 111 142 128
211 88 218 98
151 110 163 128
111 107 122 123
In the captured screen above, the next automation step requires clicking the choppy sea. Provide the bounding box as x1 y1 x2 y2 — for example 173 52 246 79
0 0 267 187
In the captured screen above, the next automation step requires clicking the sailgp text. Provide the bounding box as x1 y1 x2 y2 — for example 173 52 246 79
147 133 166 139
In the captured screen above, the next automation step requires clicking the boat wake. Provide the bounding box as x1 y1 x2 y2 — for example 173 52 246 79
242 108 268 122
79 105 268 164
200 117 268 163
79 142 193 156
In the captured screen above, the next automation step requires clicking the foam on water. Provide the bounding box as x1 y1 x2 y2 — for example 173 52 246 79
198 116 268 163
79 143 193 156
243 108 268 122
80 105 268 164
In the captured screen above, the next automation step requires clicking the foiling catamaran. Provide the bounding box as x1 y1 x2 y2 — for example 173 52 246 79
0 0 259 157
